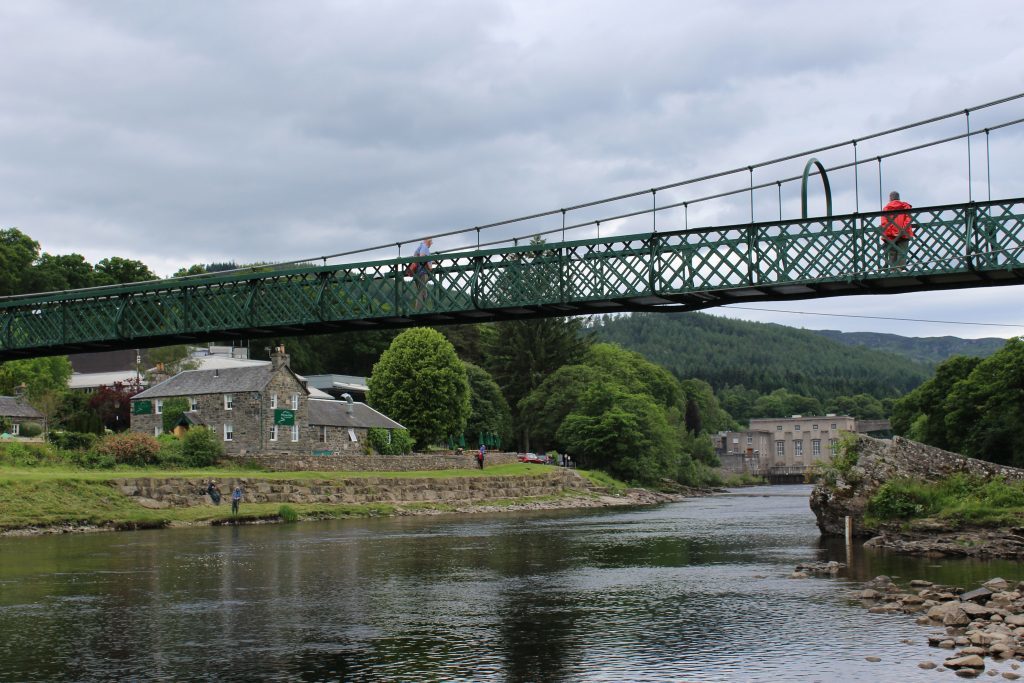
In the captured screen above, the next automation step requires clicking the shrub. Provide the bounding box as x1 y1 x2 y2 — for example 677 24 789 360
156 434 186 468
0 443 44 467
19 421 43 438
181 427 223 467
48 431 100 451
72 450 117 469
94 432 161 466
278 505 298 523
867 479 939 520
368 428 415 455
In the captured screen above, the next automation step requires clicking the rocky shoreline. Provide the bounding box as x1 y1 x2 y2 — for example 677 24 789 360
852 574 1024 678
1 486 696 537
863 524 1024 559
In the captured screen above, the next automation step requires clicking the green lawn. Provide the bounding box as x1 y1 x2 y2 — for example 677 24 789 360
0 462 608 531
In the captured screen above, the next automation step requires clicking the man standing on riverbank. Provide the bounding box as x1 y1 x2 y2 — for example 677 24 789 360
231 486 243 515
477 444 486 469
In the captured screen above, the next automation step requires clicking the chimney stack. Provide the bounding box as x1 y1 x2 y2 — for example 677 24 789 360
271 344 290 371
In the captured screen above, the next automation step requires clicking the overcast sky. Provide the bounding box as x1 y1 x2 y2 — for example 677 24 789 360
2 0 1023 339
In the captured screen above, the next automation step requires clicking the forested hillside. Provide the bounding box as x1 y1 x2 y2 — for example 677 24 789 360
591 312 931 401
812 330 1005 365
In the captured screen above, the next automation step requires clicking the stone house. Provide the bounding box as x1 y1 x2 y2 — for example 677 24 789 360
0 396 45 436
129 347 403 457
716 414 891 473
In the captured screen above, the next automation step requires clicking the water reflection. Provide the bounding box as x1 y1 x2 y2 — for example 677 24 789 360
2 485 1022 681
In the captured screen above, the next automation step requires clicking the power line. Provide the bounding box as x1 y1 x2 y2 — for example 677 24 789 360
722 305 1024 329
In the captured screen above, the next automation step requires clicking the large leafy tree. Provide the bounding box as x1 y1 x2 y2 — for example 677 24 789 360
0 356 72 401
750 388 822 419
942 339 1024 465
88 381 145 432
368 328 470 449
557 384 681 483
463 362 513 448
890 355 982 450
481 317 591 448
94 257 156 285
825 393 886 420
0 228 41 295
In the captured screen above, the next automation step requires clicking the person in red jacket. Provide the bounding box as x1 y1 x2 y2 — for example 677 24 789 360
880 191 914 270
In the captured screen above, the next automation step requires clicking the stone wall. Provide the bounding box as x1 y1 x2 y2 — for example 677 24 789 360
111 468 588 508
810 435 1024 536
224 451 521 471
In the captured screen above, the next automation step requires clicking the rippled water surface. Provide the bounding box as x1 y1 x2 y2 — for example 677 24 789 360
3 485 1024 682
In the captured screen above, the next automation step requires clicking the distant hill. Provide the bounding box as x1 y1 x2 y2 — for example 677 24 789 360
810 330 1005 365
591 312 933 401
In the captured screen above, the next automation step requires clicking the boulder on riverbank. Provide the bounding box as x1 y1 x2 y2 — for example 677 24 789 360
809 435 1024 537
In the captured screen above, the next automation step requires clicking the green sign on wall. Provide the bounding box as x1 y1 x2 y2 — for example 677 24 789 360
274 409 295 426
133 400 152 415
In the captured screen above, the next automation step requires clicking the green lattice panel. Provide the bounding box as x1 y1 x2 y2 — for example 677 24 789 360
63 297 121 344
189 282 252 332
426 255 478 314
973 201 1024 269
755 217 861 284
562 239 653 302
118 290 188 340
254 274 320 327
670 227 753 292
478 248 563 308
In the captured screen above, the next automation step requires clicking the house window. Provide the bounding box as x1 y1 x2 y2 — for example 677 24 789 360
291 393 299 410
746 435 752 445
829 438 838 454
794 441 803 457
775 440 785 457
776 425 782 431
270 425 278 442
270 393 277 409
224 394 233 410
348 428 358 442
11 423 20 436
732 437 739 444
794 424 801 432
812 439 821 457
154 426 162 437
812 424 818 431
291 423 299 442
224 424 233 441
155 399 164 415
831 423 837 430
190 397 198 411
319 426 328 443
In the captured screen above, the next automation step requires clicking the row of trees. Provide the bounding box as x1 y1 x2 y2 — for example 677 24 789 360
0 228 155 295
891 338 1024 466
365 323 730 484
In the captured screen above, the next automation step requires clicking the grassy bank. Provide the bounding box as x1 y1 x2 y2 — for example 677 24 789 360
866 473 1024 528
0 463 620 532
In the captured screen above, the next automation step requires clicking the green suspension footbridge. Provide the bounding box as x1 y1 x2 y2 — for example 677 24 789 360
2 95 1024 361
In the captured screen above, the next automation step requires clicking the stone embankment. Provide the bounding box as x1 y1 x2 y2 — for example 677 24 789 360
114 469 595 509
852 575 1024 678
809 435 1024 537
226 451 522 472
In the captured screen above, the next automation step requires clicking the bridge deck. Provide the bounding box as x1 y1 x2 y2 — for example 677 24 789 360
1 197 1022 360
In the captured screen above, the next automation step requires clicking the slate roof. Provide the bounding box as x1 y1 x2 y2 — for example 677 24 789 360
132 366 277 399
0 396 44 419
307 399 404 430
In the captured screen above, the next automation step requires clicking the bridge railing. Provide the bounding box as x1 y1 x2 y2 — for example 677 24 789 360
1 197 1022 356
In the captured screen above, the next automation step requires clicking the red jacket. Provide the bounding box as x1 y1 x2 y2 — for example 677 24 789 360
881 200 914 240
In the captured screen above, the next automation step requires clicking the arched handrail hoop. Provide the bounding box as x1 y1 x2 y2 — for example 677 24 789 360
801 157 833 219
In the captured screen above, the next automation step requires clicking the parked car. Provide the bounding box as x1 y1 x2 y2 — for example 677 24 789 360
518 453 547 464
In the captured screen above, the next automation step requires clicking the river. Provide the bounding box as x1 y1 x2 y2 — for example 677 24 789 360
1 484 1022 682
